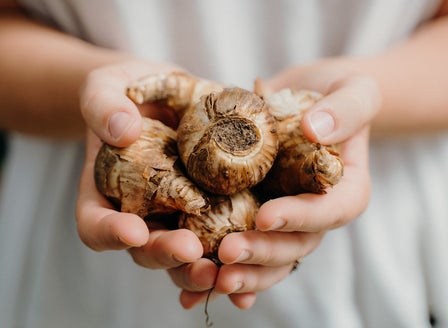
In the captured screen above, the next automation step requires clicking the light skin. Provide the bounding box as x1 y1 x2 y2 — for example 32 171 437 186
1 0 448 310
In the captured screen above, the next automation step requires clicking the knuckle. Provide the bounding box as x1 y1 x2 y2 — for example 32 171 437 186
128 248 160 269
253 233 275 265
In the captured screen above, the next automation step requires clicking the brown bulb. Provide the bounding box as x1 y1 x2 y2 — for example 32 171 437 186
255 88 344 199
177 87 278 195
126 71 223 115
178 189 258 264
94 117 209 218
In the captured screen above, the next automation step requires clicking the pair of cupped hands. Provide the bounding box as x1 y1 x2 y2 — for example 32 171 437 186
75 57 381 310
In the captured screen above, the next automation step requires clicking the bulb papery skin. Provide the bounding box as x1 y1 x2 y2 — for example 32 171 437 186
177 87 278 195
126 72 223 117
94 117 209 218
254 88 344 199
178 189 258 264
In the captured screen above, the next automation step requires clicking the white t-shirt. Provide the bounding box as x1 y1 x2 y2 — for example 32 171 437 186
1 1 447 327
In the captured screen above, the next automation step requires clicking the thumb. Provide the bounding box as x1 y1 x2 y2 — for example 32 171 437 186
262 60 382 145
80 67 143 147
301 74 382 144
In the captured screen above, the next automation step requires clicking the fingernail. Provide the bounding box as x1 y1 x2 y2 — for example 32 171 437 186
109 112 135 141
232 281 244 293
235 249 251 263
309 111 335 139
171 254 185 265
267 218 286 231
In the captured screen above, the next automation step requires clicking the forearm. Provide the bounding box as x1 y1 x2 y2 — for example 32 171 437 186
358 15 448 137
0 10 128 138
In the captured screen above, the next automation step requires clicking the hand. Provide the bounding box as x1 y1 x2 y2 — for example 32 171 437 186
75 60 207 272
174 58 381 310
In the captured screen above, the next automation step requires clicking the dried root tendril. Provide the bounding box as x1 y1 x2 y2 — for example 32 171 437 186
205 288 215 327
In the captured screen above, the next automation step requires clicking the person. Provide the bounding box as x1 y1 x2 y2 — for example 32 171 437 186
1 0 447 327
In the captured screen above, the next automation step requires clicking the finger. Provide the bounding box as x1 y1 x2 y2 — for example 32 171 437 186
228 293 257 310
80 68 143 147
214 263 292 295
76 210 149 251
80 61 179 147
129 228 203 269
180 289 256 310
301 74 381 144
256 127 371 232
218 230 323 266
179 289 219 310
265 61 381 145
167 258 217 290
